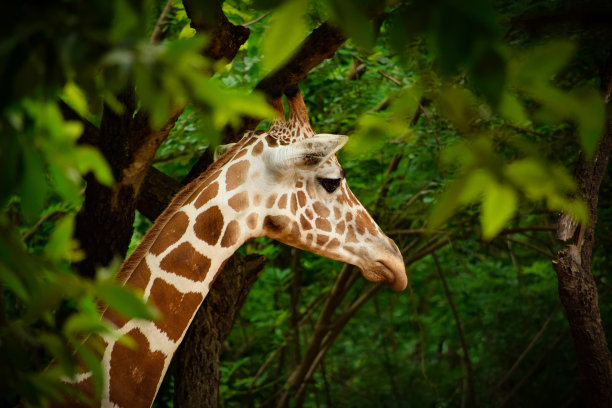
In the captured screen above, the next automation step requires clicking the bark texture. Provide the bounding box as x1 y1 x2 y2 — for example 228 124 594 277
173 254 266 408
553 49 612 408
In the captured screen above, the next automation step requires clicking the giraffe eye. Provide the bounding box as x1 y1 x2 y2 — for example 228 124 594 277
317 177 342 193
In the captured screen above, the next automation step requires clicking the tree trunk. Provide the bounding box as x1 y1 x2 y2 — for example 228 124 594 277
553 47 612 408
173 254 266 408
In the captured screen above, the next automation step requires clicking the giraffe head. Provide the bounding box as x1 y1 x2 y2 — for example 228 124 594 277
217 86 407 291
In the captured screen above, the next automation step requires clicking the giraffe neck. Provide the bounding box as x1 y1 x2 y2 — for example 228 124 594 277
74 140 257 408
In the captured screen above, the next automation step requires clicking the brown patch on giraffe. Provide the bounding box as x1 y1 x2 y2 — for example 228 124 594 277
348 190 361 207
315 217 332 232
226 161 250 191
290 193 298 215
246 213 258 230
149 211 189 256
266 194 277 209
296 181 303 188
277 194 288 209
221 220 241 248
336 220 346 235
300 214 312 230
306 183 316 199
263 215 290 233
253 193 262 206
160 242 211 281
316 234 329 246
194 206 224 245
234 149 248 160
346 212 353 222
327 238 341 249
297 190 307 207
109 328 166 408
356 221 366 235
305 208 314 220
313 202 330 218
290 221 300 238
265 135 278 147
252 140 264 156
193 182 219 209
150 279 204 342
346 225 359 243
357 210 378 235
306 233 314 244
228 191 249 212
334 207 342 219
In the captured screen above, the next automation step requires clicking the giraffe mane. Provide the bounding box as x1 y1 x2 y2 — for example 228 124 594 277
116 133 255 285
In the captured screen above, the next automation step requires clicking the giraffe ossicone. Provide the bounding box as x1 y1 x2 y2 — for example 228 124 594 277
65 86 406 408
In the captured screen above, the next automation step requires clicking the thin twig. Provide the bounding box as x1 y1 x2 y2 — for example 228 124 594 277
377 70 402 86
150 0 173 43
433 253 478 408
243 11 271 26
22 209 69 243
504 236 555 257
499 331 569 408
496 303 561 390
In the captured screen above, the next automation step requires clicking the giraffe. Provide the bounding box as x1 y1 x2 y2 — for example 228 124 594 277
65 85 407 407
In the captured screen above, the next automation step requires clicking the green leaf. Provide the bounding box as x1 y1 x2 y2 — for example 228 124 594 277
328 0 375 50
96 282 158 321
64 313 111 337
75 146 114 186
261 0 309 75
481 182 517 240
21 143 47 222
498 92 529 126
45 214 83 263
572 87 605 160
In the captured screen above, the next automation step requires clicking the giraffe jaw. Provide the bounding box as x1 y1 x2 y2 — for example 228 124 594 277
362 259 407 291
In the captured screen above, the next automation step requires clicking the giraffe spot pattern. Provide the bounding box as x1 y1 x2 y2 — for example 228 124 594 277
266 194 277 209
221 220 241 248
305 209 314 220
264 215 290 233
149 211 189 256
277 194 288 209
336 220 346 235
228 191 249 212
194 182 219 209
226 161 250 191
300 214 312 230
327 238 341 249
150 279 204 342
194 206 224 245
313 202 330 218
109 328 166 408
160 242 211 281
252 141 264 156
290 194 298 215
315 217 332 232
334 207 342 219
346 225 359 243
297 191 307 207
316 234 329 246
234 149 248 160
357 210 378 235
247 213 258 230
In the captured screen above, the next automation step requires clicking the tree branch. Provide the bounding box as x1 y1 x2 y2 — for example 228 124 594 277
433 253 477 408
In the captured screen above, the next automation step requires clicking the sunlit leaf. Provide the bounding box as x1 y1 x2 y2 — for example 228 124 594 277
481 181 517 240
96 282 158 320
261 0 308 75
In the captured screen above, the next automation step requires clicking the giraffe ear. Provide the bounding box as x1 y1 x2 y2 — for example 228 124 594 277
214 143 236 161
264 134 348 171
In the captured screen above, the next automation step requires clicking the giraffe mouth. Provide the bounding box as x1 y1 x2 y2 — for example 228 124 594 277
362 260 407 291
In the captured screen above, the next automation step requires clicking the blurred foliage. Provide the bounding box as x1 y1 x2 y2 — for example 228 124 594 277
1 0 611 407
